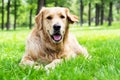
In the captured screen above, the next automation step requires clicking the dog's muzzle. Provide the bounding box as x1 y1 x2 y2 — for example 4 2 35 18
51 24 62 42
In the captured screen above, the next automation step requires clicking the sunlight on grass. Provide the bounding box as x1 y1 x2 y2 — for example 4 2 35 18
0 22 120 80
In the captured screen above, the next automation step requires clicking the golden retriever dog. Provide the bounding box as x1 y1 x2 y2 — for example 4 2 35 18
20 7 89 70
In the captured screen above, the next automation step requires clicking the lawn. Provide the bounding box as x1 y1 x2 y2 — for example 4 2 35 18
0 22 120 80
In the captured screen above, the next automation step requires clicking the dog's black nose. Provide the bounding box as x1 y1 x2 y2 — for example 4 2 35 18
53 24 61 30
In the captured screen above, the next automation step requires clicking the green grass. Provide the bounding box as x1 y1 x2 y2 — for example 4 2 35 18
0 22 120 80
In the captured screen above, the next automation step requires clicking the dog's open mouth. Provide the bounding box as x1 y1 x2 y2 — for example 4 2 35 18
51 34 62 42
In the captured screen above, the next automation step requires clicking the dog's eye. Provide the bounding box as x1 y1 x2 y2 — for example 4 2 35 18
60 15 65 19
47 16 52 20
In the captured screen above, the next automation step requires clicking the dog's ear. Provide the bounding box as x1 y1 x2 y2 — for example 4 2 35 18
35 7 45 30
65 8 78 24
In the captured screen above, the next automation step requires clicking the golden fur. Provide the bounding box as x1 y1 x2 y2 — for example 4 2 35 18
20 7 89 70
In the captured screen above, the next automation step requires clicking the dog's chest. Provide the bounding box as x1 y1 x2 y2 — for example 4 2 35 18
38 48 64 63
45 47 61 54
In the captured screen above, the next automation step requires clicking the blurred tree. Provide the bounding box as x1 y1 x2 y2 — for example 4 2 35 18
56 0 69 7
0 0 119 30
45 0 69 7
14 0 17 30
36 0 46 14
108 1 113 26
6 0 10 30
54 0 58 6
44 0 46 6
83 0 93 26
80 0 84 26
100 0 104 25
13 0 23 27
95 3 100 26
27 0 33 29
115 2 120 14
1 0 4 30
88 2 91 26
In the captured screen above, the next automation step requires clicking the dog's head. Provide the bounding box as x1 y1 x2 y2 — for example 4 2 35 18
35 7 78 43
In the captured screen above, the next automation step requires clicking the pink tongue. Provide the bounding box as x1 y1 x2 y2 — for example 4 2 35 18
53 35 61 41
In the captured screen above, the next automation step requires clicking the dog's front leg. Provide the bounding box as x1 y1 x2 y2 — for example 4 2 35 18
45 59 62 70
19 54 35 67
19 55 42 70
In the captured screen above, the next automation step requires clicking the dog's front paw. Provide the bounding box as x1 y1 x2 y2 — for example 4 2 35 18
34 65 41 70
45 59 62 70
45 62 56 70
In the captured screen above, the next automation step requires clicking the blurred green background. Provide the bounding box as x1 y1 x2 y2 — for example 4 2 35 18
0 0 120 30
